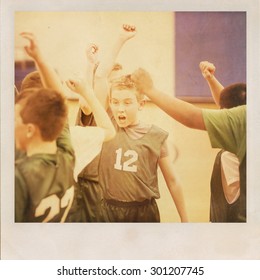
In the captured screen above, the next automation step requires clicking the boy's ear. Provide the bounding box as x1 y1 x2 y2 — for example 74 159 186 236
138 99 146 111
26 123 37 138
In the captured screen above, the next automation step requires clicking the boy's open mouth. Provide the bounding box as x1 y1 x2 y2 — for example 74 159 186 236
118 115 126 120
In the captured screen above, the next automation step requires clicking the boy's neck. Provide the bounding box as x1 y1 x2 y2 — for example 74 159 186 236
26 140 57 156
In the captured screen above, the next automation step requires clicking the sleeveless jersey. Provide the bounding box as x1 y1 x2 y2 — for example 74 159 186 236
99 125 168 202
210 150 240 222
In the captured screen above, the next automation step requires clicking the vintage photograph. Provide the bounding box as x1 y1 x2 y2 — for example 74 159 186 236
14 11 246 223
1 0 259 260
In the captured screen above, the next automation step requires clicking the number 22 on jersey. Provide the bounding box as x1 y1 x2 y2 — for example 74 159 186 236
114 148 138 172
34 186 74 222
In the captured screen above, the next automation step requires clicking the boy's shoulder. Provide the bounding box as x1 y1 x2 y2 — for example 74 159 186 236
121 122 169 140
16 149 74 172
150 124 169 136
145 124 169 144
15 154 54 194
15 151 74 191
15 153 57 177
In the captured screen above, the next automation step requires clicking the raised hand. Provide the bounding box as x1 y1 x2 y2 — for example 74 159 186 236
119 24 137 42
199 61 216 79
85 43 99 65
66 78 88 96
20 32 43 62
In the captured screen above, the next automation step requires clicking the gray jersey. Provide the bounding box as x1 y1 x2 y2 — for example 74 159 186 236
99 125 168 202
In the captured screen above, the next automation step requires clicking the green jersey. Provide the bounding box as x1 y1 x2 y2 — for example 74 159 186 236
15 124 75 222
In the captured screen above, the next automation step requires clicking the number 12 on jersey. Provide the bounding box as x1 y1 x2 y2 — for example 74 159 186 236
114 148 138 172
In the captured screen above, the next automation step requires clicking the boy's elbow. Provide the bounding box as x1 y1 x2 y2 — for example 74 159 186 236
185 110 206 130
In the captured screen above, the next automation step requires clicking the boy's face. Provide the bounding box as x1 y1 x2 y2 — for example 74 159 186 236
110 89 144 128
15 104 29 151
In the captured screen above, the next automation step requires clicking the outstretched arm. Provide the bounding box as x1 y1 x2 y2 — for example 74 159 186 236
159 155 188 222
95 24 136 78
131 68 206 130
66 78 115 141
20 32 64 94
93 24 137 110
199 61 224 107
78 43 100 116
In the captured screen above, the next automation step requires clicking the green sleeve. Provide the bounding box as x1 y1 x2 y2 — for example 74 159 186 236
56 122 75 159
15 167 28 222
202 105 246 163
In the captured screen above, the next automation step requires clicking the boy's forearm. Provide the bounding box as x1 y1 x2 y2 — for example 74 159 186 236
146 88 206 130
85 62 97 86
169 183 188 222
81 90 115 141
95 38 125 78
35 59 64 94
93 77 110 109
205 75 224 107
159 157 188 222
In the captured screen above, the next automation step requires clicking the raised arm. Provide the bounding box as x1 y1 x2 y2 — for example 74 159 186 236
85 43 99 85
77 43 100 116
20 32 64 94
131 68 206 130
66 78 115 141
95 24 136 78
199 61 224 107
93 24 137 110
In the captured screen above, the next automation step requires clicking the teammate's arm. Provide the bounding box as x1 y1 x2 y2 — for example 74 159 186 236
131 68 206 130
66 78 115 141
93 24 137 110
199 61 224 107
20 32 64 94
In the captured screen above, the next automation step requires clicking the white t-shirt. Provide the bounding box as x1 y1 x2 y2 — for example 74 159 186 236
70 126 105 181
221 151 240 204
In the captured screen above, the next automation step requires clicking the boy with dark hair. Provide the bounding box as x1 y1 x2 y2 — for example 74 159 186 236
200 61 246 222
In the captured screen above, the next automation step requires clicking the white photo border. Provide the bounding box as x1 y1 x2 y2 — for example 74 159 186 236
1 0 260 260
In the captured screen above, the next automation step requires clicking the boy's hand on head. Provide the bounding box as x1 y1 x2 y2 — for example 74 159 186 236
119 24 137 42
199 61 216 79
131 68 154 94
20 32 43 61
85 43 99 65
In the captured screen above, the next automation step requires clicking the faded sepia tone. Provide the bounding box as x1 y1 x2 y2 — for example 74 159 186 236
1 0 260 260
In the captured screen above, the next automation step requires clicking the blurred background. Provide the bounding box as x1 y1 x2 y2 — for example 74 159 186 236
14 11 246 222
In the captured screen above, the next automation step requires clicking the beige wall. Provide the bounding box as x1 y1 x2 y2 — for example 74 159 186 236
15 11 175 97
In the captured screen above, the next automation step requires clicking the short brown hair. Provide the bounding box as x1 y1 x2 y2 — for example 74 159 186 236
219 83 246 109
20 71 43 91
16 88 67 141
110 74 145 101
